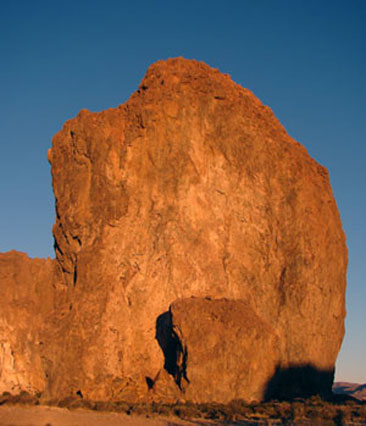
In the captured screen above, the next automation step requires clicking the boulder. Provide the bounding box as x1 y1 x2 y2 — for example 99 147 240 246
154 297 280 403
0 58 347 402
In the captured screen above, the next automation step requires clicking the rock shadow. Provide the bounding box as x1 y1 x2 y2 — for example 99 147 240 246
264 364 334 401
155 311 189 390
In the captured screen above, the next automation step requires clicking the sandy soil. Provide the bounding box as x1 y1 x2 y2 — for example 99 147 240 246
0 405 213 426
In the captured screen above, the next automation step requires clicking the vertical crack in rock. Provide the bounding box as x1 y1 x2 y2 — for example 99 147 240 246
73 261 77 286
156 311 189 390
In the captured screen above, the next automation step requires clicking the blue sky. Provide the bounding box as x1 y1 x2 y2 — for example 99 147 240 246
0 0 365 383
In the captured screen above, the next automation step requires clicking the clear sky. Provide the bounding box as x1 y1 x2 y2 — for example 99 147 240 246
0 0 365 383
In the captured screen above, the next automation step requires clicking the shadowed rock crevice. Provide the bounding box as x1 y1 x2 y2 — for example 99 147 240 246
155 311 189 390
264 364 335 401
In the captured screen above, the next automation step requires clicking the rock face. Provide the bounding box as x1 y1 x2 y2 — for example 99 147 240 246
0 251 54 395
155 297 280 403
1 58 347 403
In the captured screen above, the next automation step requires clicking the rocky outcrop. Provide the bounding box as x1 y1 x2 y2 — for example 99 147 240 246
0 58 347 403
154 297 280 403
0 251 54 394
46 58 347 402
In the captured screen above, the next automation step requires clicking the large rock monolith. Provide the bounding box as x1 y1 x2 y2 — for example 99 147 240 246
0 58 347 403
46 58 347 402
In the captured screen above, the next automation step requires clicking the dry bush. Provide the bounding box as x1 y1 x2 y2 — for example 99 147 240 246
0 391 39 406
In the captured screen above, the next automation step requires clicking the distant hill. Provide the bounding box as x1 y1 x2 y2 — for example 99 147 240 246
333 382 366 401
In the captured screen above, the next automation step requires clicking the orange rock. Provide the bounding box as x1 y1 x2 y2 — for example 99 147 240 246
0 58 347 402
0 251 54 394
155 297 280 403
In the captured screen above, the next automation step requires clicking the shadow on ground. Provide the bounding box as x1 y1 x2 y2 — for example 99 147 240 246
264 364 334 401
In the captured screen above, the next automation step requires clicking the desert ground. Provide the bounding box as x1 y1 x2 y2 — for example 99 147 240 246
0 405 213 426
1 396 366 426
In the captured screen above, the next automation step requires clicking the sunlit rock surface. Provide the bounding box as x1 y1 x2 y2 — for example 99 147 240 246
1 58 347 402
0 251 54 394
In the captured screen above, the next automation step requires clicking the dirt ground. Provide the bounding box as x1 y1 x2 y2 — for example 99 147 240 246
0 405 214 426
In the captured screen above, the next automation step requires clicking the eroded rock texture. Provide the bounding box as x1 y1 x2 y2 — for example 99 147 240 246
0 251 54 394
154 297 280 403
46 58 347 402
1 58 347 403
